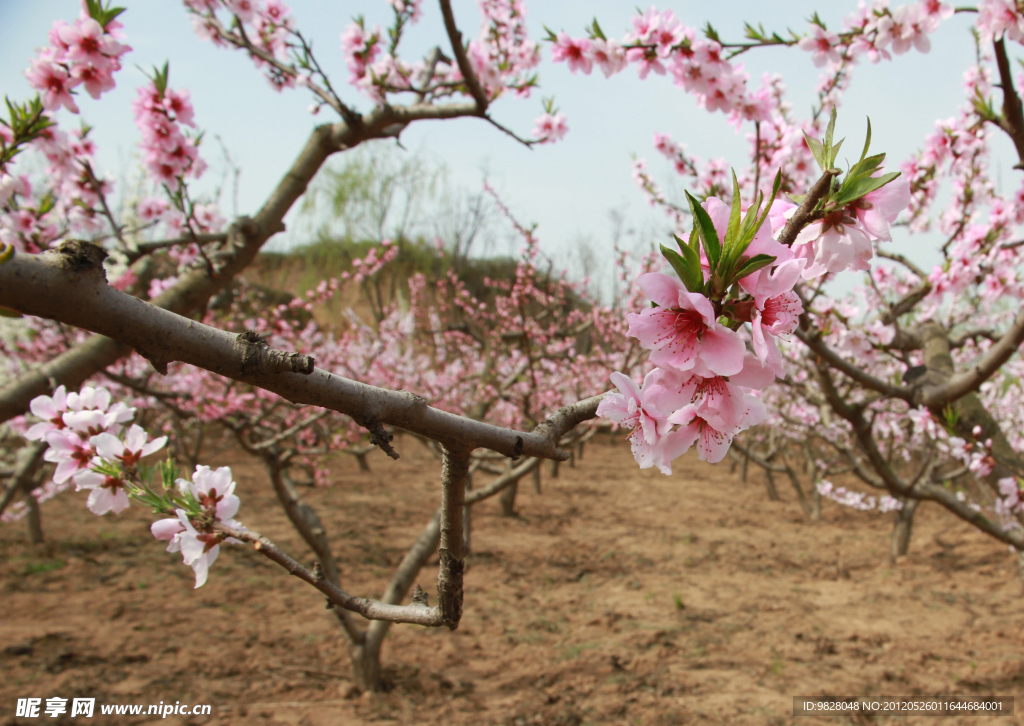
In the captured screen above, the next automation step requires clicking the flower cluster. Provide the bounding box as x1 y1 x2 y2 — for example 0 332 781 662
132 69 205 191
792 174 911 278
15 386 165 517
599 192 789 468
17 385 243 589
532 111 568 143
816 481 905 512
24 8 130 114
549 9 767 123
151 466 244 588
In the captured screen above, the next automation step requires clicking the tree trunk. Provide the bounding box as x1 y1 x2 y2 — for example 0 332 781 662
355 451 371 472
891 498 920 559
24 485 43 544
763 469 780 501
349 636 385 692
463 472 472 553
786 465 815 519
499 479 518 517
532 465 541 494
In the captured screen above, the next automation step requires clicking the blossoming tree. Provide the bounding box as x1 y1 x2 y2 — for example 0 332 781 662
549 0 1024 560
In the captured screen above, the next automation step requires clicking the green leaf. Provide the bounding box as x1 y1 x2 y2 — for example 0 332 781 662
823 106 837 156
804 132 826 171
727 254 777 286
831 170 900 208
723 169 742 250
828 137 844 167
722 170 782 279
686 191 721 274
859 117 872 164
589 18 607 41
663 241 703 293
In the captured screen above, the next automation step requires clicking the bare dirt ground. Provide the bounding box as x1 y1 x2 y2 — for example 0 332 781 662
3 433 1024 725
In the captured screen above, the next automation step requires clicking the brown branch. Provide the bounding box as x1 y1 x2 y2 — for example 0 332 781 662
777 168 840 247
794 323 912 402
126 233 228 263
1 245 606 460
814 357 1024 547
0 99 502 426
438 0 488 113
437 445 469 629
993 38 1024 166
218 523 445 626
917 306 1024 407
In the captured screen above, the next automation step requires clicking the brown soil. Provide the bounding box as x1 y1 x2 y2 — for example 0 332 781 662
2 435 1024 725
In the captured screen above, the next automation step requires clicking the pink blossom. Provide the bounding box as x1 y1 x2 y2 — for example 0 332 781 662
66 385 111 412
163 88 196 127
44 429 95 484
25 386 69 441
798 25 842 67
151 517 186 546
58 17 122 67
662 400 739 463
793 208 874 279
73 469 130 515
851 176 911 243
137 197 169 221
999 477 1022 512
663 355 772 433
627 272 745 376
977 0 1024 44
25 60 80 113
551 33 593 74
532 112 568 143
179 465 241 522
174 509 222 588
591 38 627 77
225 0 258 23
597 370 678 473
90 424 167 468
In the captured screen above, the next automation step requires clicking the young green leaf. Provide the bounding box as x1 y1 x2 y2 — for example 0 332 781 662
661 244 702 293
858 116 872 164
831 170 900 208
727 253 777 286
804 132 826 171
723 170 743 250
686 191 721 273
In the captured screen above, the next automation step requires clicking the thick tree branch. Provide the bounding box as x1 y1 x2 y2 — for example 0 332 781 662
0 99 508 426
0 246 603 459
916 306 1024 407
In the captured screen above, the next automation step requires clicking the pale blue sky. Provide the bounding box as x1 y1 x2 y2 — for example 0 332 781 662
0 1 1000 288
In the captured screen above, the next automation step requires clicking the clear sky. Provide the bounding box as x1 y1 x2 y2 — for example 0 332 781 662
0 1 998 293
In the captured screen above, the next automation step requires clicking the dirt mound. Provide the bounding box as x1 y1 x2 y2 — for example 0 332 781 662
2 435 1023 725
